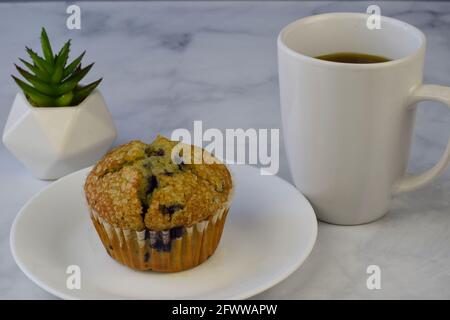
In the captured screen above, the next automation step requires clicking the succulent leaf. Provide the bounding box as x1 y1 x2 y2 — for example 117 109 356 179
72 78 102 105
55 40 71 67
26 47 53 74
40 28 54 64
51 64 64 84
19 58 51 82
63 51 85 79
55 91 74 107
11 75 55 107
15 64 57 96
56 63 94 94
50 42 70 84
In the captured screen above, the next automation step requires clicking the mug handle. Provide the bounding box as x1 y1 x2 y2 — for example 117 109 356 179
393 84 450 194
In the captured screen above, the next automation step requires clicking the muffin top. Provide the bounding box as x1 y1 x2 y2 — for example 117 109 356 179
84 136 233 231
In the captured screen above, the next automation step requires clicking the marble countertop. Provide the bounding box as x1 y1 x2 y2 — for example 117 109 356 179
1 1 449 299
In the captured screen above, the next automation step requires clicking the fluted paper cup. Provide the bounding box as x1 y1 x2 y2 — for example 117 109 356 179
89 206 229 272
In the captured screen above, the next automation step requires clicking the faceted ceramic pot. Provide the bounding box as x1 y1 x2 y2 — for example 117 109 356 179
2 90 116 180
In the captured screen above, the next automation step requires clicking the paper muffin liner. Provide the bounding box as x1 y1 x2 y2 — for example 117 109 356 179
89 205 230 272
87 152 235 272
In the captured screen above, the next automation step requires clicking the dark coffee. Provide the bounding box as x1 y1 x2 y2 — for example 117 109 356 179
315 52 390 64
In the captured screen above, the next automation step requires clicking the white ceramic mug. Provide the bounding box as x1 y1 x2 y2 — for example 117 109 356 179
278 13 450 225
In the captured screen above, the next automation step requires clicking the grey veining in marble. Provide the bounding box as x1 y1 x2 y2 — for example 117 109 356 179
0 1 449 299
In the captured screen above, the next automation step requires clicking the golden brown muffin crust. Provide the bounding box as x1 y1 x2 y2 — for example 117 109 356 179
84 136 232 231
90 140 148 177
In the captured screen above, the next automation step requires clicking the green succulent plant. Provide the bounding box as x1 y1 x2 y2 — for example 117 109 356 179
11 28 102 107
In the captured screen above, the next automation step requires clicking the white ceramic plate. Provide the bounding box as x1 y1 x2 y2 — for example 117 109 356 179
10 164 317 299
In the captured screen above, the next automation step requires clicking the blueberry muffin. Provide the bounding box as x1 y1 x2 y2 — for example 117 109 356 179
84 135 233 272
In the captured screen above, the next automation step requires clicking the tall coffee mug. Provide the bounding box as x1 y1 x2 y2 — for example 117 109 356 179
278 13 450 225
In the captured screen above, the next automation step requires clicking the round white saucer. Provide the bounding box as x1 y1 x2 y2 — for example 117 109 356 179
10 164 317 299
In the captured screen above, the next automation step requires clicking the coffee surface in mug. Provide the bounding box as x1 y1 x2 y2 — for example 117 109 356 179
315 52 390 64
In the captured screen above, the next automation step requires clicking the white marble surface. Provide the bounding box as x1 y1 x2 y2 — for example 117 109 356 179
0 1 449 299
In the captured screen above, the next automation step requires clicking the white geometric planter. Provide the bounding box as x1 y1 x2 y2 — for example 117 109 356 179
2 90 117 180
